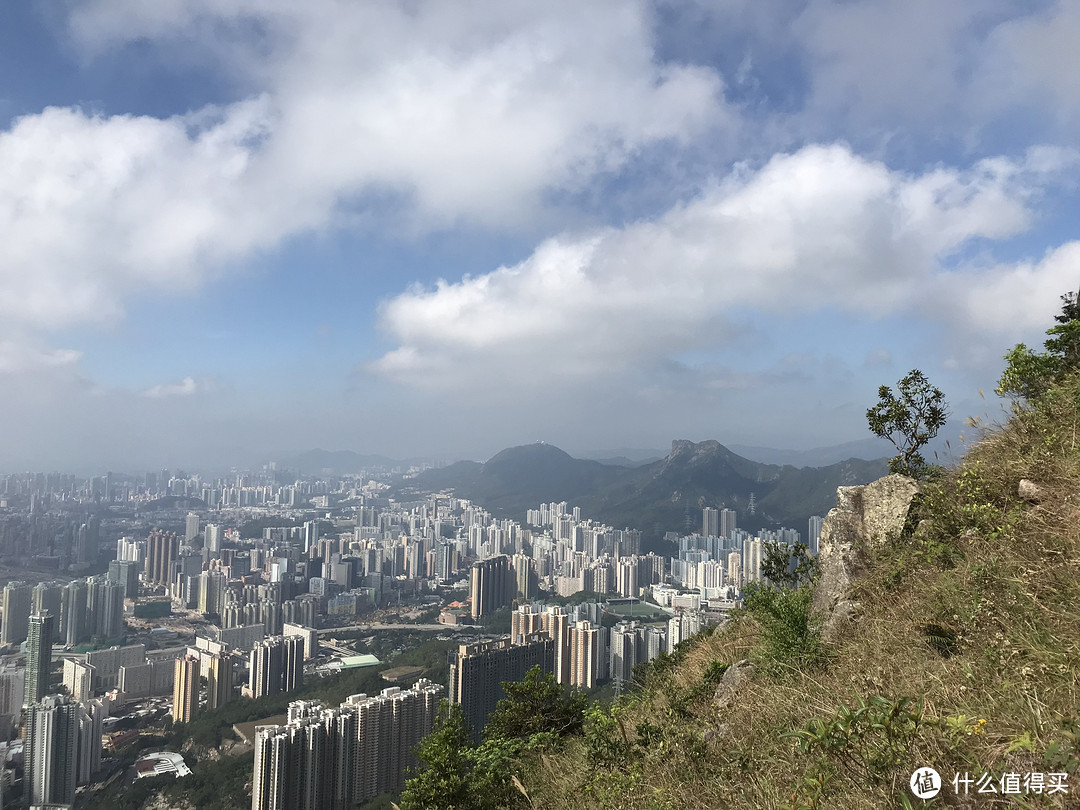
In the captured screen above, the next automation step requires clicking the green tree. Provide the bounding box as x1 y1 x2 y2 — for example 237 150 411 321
759 541 818 589
399 703 475 810
998 288 1080 401
483 666 588 741
866 369 948 478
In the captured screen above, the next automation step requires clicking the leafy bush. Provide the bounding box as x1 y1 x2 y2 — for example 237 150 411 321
742 584 822 670
998 288 1080 402
783 696 928 804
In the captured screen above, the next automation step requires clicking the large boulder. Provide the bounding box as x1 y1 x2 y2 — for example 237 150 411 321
813 474 920 639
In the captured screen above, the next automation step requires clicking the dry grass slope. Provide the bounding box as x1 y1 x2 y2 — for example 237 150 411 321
523 378 1080 810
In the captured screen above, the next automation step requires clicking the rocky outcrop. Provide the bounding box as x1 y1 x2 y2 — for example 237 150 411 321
713 659 755 713
813 474 920 640
706 659 756 745
1018 478 1046 504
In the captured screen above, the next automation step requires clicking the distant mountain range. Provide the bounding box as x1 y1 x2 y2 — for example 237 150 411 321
404 440 888 546
726 437 895 468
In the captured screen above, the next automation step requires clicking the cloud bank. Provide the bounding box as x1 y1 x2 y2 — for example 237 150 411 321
370 144 1079 387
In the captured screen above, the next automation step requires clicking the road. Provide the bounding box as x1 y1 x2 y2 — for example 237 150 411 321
317 623 476 634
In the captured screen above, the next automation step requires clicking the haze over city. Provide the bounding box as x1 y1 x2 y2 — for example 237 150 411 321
2 1 1078 472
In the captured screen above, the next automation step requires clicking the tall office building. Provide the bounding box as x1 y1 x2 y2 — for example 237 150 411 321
570 620 605 689
145 529 180 587
609 621 643 686
185 512 201 543
512 553 537 600
703 507 719 538
74 522 90 565
282 623 319 660
248 636 303 698
25 695 79 808
197 571 227 616
204 523 223 555
87 578 125 639
302 520 319 555
251 680 444 810
808 515 824 556
116 536 144 564
75 699 106 784
727 551 742 587
108 559 141 600
448 635 554 738
31 582 63 624
62 578 88 647
0 664 25 717
668 611 703 653
510 603 544 644
742 538 763 584
63 659 95 704
205 653 233 711
541 606 572 685
172 655 200 723
468 555 514 620
0 582 30 647
720 508 737 540
24 613 54 707
0 663 25 740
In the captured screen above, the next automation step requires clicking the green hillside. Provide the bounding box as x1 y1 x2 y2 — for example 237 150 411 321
404 375 1080 809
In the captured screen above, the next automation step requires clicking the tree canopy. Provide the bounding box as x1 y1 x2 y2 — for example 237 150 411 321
400 669 589 810
483 666 588 741
866 369 948 478
998 288 1080 401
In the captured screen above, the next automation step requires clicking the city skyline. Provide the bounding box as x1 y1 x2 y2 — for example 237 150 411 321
1 3 1078 471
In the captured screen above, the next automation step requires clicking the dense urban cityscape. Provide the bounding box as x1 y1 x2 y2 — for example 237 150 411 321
0 460 823 808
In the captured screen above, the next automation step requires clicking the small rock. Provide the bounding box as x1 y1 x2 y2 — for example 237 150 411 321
713 659 754 712
1018 479 1045 503
721 658 755 687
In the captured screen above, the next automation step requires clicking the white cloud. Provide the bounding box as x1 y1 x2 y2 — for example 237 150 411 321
794 0 1004 131
0 341 82 374
975 2 1080 127
369 143 1072 387
62 1 725 226
142 376 201 399
945 241 1080 339
0 3 725 350
0 99 282 334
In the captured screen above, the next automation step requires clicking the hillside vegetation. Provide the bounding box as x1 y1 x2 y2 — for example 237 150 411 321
426 376 1080 809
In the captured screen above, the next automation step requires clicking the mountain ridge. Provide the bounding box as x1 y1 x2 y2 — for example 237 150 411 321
406 439 888 540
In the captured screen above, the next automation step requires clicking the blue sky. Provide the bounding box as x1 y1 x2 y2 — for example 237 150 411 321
0 0 1078 472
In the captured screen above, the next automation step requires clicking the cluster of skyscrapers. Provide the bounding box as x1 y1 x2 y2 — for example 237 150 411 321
0 459 831 808
8 609 110 807
1 577 125 652
251 679 444 810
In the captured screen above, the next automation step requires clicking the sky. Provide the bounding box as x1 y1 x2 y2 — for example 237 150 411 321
1 0 1079 473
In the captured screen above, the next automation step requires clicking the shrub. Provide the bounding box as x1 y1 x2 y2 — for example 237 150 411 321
742 584 823 670
866 369 948 478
